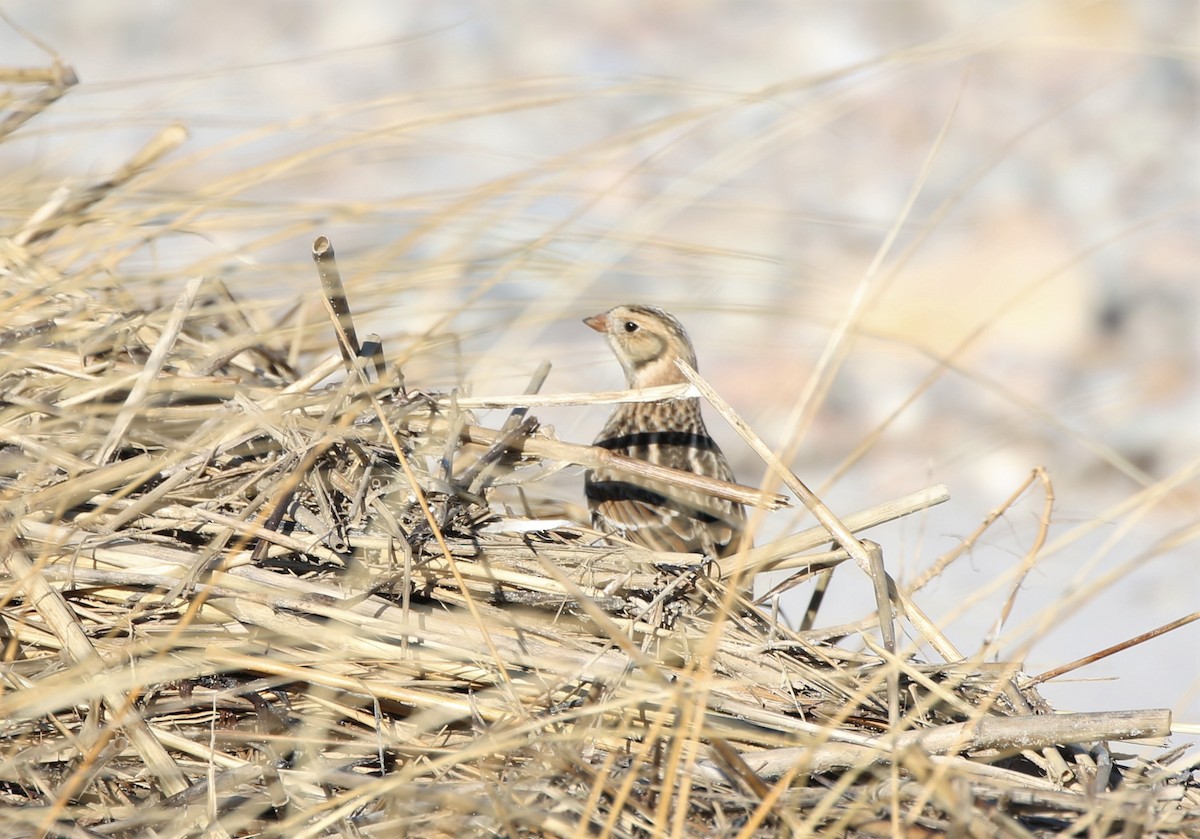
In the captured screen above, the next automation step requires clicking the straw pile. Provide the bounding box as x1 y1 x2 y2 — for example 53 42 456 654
2 61 1198 839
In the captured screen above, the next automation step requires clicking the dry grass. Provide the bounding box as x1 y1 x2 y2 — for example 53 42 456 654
2 38 1199 839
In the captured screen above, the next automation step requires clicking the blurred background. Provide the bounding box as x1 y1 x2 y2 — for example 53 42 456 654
2 1 1197 723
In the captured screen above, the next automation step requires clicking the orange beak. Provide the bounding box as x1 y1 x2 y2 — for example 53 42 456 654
583 314 607 333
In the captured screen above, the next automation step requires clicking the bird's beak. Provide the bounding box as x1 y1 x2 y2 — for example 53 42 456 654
583 314 607 333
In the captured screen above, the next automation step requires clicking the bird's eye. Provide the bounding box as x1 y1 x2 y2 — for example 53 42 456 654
623 321 639 333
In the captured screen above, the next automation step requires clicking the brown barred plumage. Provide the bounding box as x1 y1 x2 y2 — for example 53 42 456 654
583 305 745 557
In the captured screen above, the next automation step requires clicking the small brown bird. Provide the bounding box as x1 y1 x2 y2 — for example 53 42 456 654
583 305 745 557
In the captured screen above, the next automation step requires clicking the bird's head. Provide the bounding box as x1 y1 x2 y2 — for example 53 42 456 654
584 304 698 387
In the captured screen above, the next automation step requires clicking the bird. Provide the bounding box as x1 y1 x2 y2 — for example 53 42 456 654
582 304 746 558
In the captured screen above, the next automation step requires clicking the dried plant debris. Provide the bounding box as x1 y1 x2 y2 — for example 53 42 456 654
0 260 1193 839
0 74 1196 839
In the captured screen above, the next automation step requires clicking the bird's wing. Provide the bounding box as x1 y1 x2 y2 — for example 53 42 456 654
587 476 742 555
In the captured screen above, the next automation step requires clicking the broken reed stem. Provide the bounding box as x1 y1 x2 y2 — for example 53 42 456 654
724 484 950 579
1024 610 1200 688
460 361 552 495
440 383 696 408
312 235 362 365
0 62 76 84
699 708 1173 781
0 60 78 143
410 417 790 511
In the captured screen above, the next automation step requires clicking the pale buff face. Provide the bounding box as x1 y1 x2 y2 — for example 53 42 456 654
583 304 698 387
